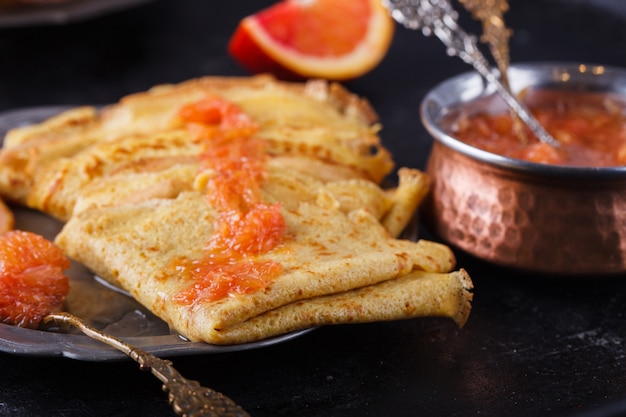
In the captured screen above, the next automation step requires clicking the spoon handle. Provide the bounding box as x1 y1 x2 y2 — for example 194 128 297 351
43 312 251 417
383 0 560 147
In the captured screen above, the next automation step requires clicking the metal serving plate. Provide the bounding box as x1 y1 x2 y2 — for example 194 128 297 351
0 106 314 362
0 0 154 28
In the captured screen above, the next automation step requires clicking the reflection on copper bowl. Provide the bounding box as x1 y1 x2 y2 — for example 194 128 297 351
420 62 626 276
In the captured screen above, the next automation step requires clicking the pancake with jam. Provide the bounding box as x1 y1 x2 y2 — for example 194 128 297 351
0 75 392 220
0 75 473 344
56 173 469 344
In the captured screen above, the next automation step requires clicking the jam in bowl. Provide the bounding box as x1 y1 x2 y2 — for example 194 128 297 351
420 62 626 276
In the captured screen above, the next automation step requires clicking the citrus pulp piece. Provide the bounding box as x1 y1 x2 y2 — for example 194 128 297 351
0 230 70 328
228 0 395 81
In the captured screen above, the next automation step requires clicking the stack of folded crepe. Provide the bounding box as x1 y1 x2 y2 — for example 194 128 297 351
0 75 472 344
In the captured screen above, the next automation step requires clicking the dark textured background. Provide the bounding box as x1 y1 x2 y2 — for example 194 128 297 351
2 1 626 416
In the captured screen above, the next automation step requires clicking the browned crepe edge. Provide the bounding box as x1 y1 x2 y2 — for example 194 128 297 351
206 269 474 344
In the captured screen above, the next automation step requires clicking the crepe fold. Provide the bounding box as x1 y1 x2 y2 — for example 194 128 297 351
217 269 472 344
0 74 474 345
56 185 471 344
0 75 393 220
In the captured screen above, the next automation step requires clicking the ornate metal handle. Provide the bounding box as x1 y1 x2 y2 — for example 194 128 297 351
43 312 250 417
383 0 560 147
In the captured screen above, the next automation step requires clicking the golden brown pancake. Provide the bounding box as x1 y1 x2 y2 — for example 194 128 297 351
0 75 393 219
56 179 467 344
0 74 473 345
214 269 473 344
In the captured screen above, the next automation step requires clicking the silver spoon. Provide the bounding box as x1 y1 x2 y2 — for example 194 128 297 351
458 0 513 92
383 0 560 147
43 312 250 417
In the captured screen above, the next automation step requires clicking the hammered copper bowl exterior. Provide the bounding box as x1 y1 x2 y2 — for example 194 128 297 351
420 62 626 275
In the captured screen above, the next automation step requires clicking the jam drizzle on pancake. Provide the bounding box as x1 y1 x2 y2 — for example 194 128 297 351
171 97 287 304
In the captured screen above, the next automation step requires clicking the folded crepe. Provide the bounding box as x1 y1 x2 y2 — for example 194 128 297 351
0 75 393 219
0 75 473 344
56 171 470 344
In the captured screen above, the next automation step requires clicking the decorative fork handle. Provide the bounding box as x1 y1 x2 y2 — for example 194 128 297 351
44 312 250 417
383 0 560 147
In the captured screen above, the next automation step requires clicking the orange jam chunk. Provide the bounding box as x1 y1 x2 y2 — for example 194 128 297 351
207 205 287 257
178 96 258 138
172 258 283 304
200 135 266 213
0 230 70 328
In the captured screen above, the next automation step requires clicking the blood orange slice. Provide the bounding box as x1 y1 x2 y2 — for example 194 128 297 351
228 0 395 81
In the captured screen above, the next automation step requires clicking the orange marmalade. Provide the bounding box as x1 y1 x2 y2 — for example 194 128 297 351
450 89 626 166
0 230 70 328
172 97 287 305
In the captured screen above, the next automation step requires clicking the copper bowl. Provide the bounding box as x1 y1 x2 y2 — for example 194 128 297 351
420 62 626 276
